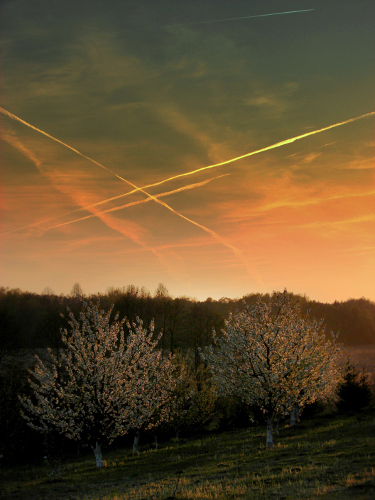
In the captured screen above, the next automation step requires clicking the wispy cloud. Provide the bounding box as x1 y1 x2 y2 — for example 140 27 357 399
300 214 375 229
254 189 375 214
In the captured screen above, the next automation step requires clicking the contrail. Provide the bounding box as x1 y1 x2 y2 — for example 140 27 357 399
0 106 213 225
0 106 148 194
41 173 263 283
3 106 372 284
51 113 372 207
3 106 372 209
6 174 229 234
0 107 260 282
136 112 375 191
163 9 314 27
285 141 338 158
1 131 159 254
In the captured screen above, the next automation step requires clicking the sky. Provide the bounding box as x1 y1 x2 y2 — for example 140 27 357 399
0 0 374 302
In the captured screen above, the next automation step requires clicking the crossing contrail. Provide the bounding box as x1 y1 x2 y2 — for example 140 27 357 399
36 113 371 209
3 174 229 234
163 9 314 27
3 106 372 206
2 106 373 285
0 107 260 282
0 106 214 225
136 112 375 191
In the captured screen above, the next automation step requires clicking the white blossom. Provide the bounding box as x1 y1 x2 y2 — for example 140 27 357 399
19 301 176 466
201 290 342 447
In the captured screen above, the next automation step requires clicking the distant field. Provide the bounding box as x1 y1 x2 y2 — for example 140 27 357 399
2 413 375 500
342 345 375 385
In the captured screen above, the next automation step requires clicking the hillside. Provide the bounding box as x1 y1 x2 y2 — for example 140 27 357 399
2 413 375 499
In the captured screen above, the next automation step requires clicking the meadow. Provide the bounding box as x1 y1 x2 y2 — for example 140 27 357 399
341 346 375 390
1 412 374 500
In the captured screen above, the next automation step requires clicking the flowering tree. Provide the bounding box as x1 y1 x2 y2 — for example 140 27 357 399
19 301 176 467
201 290 342 447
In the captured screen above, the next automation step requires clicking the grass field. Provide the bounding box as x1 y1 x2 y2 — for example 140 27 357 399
1 412 374 500
343 346 375 383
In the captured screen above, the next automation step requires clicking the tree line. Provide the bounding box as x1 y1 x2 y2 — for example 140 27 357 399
1 285 374 362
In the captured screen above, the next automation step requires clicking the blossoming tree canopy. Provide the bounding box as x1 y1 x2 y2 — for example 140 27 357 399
201 290 342 448
19 301 177 467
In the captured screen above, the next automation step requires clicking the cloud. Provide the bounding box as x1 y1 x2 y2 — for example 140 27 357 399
244 93 288 115
300 214 375 230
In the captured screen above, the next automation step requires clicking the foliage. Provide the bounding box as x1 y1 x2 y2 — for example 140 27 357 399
211 395 254 431
201 290 343 447
337 360 373 413
167 354 216 435
19 301 176 466
0 367 41 465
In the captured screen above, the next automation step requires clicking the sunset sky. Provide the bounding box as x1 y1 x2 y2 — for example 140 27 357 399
1 0 374 302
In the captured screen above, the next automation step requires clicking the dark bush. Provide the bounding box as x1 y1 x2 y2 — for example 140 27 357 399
337 362 373 413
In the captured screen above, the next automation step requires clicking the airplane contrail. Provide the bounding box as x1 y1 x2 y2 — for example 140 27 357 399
163 9 314 27
0 107 261 282
41 112 372 210
3 106 372 211
285 141 339 158
0 106 215 225
136 111 375 191
3 106 373 284
0 106 148 194
4 174 229 234
40 172 263 284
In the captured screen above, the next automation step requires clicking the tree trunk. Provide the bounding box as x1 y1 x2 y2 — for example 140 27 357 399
266 414 274 448
46 458 60 479
133 430 140 454
290 405 299 428
276 415 280 436
92 441 104 468
154 434 158 449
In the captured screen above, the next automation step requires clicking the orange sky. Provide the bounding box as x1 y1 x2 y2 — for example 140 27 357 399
1 1 374 302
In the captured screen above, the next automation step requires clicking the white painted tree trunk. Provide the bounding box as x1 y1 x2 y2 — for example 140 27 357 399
266 415 274 448
154 434 158 449
133 431 140 454
48 461 60 479
92 442 104 468
290 405 299 428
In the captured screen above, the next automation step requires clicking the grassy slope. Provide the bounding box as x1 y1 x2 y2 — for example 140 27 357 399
1 413 375 500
